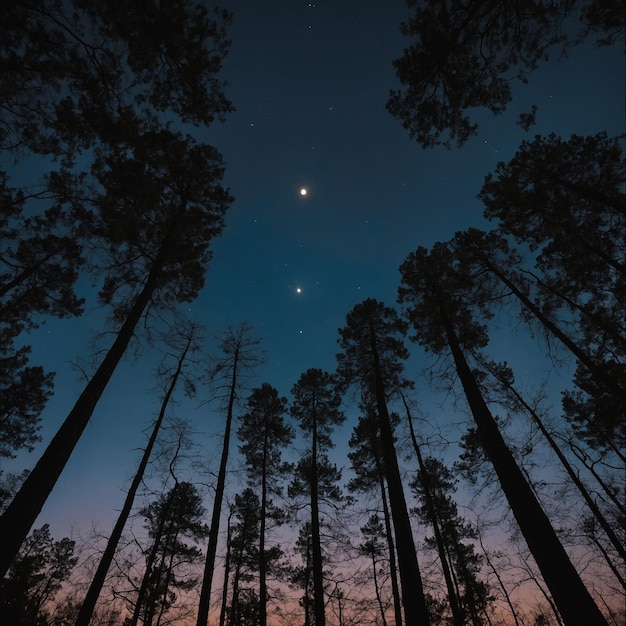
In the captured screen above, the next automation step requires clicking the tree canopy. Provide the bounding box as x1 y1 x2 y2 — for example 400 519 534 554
387 0 625 147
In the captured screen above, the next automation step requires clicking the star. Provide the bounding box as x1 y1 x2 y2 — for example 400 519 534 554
296 287 303 294
300 188 308 196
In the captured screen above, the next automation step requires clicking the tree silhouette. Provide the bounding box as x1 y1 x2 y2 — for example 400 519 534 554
226 488 262 626
348 405 403 626
387 2 624 148
468 355 626 570
237 383 294 626
401 395 464 626
337 298 430 626
288 523 315 626
0 129 232 576
358 515 391 626
0 524 77 626
289 368 345 626
411 457 492 626
130 481 207 626
1 0 233 471
479 132 626 456
1 174 84 460
196 324 264 626
1 1 233 159
76 323 201 626
398 243 609 626
0 0 234 576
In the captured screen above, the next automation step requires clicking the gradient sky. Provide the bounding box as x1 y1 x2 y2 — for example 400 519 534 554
7 2 625 597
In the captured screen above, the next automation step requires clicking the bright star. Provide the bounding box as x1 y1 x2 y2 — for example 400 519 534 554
300 188 308 196
296 287 302 294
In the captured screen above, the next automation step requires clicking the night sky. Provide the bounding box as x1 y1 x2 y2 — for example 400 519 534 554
7 0 625 610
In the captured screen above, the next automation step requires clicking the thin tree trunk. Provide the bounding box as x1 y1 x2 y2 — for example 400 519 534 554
335 585 344 626
586 519 626 589
523 554 564 626
259 428 269 626
218 510 234 626
451 535 482 626
0 243 169 577
441 314 609 626
304 533 312 626
377 466 403 626
132 439 184 626
478 356 626 569
228 549 243 626
487 260 626 398
370 548 388 626
568 439 626 496
369 324 430 626
131 486 177 626
310 403 327 626
196 346 240 626
76 337 192 626
521 268 626 353
155 542 179 626
476 527 521 626
402 394 464 626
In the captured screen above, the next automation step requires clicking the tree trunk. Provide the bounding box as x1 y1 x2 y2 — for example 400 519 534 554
259 428 269 626
155 544 178 626
479 357 626 568
196 347 240 626
131 485 177 626
369 325 430 626
371 547 388 626
568 440 626 512
0 245 169 577
402 395 464 626
310 403 327 626
76 338 191 626
378 478 403 626
218 510 234 626
476 527 521 626
304 533 312 626
521 268 626 354
442 315 609 626
228 548 243 626
487 259 625 398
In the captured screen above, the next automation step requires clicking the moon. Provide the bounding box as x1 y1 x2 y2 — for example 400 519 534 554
299 188 308 196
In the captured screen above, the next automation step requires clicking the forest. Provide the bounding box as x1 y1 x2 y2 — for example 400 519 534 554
0 1 624 626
